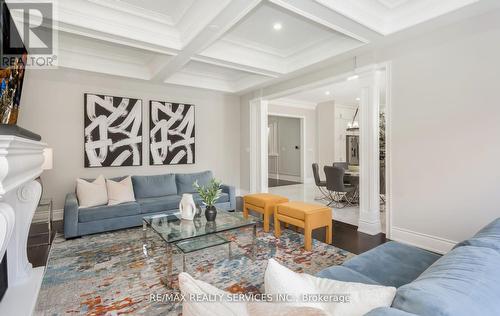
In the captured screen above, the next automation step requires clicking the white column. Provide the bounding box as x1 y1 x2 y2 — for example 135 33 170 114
358 71 382 235
249 99 268 193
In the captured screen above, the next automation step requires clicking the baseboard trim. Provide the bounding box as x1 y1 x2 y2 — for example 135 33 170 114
268 173 301 182
357 219 382 235
391 226 457 254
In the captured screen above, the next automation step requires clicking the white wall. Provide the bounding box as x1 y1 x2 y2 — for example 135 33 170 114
19 69 241 210
268 103 316 182
240 9 500 253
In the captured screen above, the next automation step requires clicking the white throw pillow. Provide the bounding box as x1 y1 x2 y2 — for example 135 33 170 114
178 272 328 316
106 176 135 205
178 272 248 316
76 175 108 208
264 258 397 316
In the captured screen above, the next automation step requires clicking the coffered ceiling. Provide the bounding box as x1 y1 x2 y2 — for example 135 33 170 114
14 0 485 93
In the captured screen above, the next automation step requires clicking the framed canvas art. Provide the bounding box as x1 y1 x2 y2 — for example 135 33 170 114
149 100 195 165
84 93 142 167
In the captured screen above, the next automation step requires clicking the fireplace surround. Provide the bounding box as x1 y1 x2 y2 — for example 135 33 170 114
0 125 45 315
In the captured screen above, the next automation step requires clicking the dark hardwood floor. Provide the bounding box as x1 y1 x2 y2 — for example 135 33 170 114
268 178 302 187
28 218 386 267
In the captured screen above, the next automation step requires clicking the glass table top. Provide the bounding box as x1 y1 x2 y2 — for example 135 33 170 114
143 211 258 244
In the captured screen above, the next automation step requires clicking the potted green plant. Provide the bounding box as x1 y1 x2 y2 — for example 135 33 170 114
193 178 222 221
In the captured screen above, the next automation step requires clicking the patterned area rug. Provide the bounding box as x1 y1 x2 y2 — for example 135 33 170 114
35 224 354 315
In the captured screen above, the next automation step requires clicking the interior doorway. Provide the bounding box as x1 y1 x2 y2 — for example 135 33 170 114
267 114 304 188
249 63 392 237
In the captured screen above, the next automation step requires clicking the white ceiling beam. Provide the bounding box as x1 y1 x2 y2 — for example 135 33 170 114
150 0 263 82
191 55 281 78
269 0 382 43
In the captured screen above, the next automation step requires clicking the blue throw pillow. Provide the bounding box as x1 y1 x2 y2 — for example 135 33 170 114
393 246 500 316
454 217 500 252
176 171 213 194
131 174 177 198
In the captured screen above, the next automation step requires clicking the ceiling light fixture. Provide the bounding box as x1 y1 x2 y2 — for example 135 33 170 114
347 56 359 81
356 97 360 101
325 91 331 95
273 22 282 30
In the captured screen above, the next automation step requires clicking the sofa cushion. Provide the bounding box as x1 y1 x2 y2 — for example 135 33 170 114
137 195 182 214
393 246 500 316
132 174 177 198
454 217 500 252
316 266 380 285
78 202 140 223
192 192 229 205
176 171 213 194
342 241 441 288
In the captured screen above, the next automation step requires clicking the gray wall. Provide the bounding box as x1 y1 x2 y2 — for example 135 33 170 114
268 115 301 178
239 9 500 249
268 103 316 182
19 69 241 210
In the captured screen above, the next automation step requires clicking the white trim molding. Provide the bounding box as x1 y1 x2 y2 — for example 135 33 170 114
391 227 457 254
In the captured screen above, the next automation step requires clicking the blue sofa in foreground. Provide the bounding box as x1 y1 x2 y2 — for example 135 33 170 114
317 218 500 315
64 171 236 238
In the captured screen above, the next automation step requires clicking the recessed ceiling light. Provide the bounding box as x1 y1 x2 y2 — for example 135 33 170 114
356 97 360 101
347 75 359 81
273 23 282 31
325 91 331 95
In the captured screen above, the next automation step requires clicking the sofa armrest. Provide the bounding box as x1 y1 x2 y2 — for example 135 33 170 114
64 192 79 238
365 307 417 316
221 184 236 211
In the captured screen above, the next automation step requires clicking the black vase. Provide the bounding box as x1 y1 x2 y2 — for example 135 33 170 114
205 205 217 222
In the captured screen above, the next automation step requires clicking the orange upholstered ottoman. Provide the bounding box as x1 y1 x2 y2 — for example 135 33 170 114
243 193 289 232
274 201 332 251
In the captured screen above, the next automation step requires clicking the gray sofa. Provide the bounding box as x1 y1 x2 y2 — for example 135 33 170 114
317 218 500 315
64 171 236 238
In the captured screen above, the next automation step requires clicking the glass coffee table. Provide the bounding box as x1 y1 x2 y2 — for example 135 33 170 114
142 211 259 287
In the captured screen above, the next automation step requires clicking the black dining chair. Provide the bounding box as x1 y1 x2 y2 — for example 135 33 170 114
324 166 356 208
312 163 330 201
333 162 348 170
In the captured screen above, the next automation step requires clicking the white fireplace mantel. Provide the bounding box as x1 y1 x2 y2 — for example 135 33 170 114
0 133 46 316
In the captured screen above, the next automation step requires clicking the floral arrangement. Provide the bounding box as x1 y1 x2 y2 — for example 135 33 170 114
193 179 222 207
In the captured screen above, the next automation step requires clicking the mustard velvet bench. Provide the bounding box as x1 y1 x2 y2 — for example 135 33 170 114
243 193 289 232
274 201 332 251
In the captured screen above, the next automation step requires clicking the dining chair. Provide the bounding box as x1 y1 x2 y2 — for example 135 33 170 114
312 163 330 201
333 162 348 170
324 165 356 208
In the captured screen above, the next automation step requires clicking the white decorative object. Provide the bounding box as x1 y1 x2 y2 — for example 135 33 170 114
76 175 108 208
179 193 196 220
106 176 135 206
264 259 396 315
41 148 53 170
0 134 46 315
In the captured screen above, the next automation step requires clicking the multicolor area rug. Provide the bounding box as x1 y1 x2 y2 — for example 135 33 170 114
35 224 354 315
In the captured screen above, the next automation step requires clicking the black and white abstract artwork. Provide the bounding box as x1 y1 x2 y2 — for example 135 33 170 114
149 101 195 165
84 94 142 167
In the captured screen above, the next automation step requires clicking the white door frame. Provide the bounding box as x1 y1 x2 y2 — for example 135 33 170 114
249 62 393 237
268 112 306 183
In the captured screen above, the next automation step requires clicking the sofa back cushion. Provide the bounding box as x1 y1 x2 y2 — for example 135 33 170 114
132 174 177 198
392 245 500 316
454 217 500 252
176 171 213 194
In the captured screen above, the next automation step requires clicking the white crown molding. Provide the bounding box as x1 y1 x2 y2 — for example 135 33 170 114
377 0 409 10
270 98 317 110
86 0 176 26
315 0 479 35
